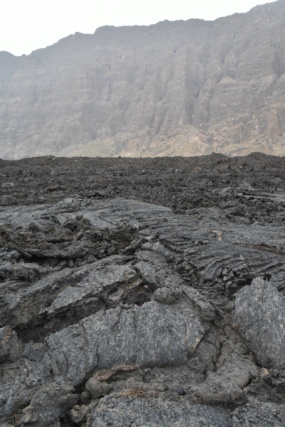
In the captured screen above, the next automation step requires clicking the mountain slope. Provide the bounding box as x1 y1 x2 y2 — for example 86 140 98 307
0 0 285 159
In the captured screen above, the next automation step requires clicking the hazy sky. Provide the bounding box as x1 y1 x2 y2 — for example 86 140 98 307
0 0 276 56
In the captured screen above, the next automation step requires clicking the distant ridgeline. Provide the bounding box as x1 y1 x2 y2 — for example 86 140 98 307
0 0 285 159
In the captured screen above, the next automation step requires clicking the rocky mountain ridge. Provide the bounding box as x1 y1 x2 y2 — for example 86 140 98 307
0 0 285 159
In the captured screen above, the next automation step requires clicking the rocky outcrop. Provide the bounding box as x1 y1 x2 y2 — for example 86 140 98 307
235 277 285 370
0 154 285 425
1 1 285 159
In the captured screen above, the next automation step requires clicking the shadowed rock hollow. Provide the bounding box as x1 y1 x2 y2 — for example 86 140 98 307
0 153 285 426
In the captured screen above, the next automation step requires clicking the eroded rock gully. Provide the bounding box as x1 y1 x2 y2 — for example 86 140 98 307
0 153 285 426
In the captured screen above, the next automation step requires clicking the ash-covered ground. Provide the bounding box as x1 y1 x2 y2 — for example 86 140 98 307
0 153 285 427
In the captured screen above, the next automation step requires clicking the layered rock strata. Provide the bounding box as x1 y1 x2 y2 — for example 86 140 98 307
1 1 285 158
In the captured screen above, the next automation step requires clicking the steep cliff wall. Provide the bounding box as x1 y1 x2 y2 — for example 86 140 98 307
0 1 285 158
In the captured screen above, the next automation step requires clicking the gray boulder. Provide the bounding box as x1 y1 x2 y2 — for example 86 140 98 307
234 278 285 369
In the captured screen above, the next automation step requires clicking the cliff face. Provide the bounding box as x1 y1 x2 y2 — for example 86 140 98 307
1 0 285 159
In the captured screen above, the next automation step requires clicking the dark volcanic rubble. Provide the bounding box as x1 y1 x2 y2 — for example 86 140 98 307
0 153 285 426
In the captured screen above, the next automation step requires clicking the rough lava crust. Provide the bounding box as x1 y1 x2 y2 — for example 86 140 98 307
0 153 285 426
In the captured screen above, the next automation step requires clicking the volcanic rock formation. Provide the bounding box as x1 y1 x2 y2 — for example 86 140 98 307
1 1 285 159
0 153 284 426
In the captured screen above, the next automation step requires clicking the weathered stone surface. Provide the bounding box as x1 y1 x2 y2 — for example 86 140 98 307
190 341 258 404
234 278 285 369
88 395 233 427
18 385 77 427
153 287 182 305
0 154 284 425
0 326 23 362
85 379 113 399
1 2 285 159
0 272 206 417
